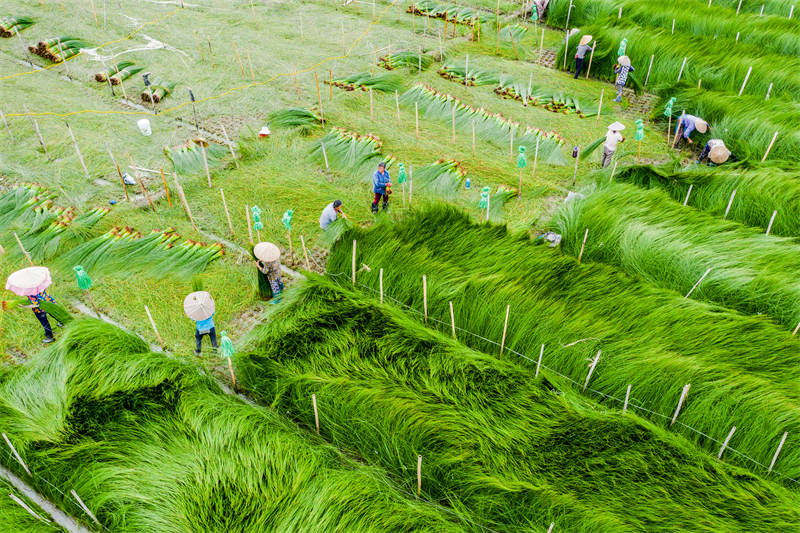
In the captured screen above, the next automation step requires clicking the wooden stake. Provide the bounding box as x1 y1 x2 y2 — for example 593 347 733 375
301 235 311 270
547 524 554 533
762 131 779 161
246 205 254 245
768 432 788 473
671 18 675 34
329 69 333 101
676 57 687 83
198 142 211 188
509 33 519 59
320 141 332 182
738 65 752 96
23 105 48 159
509 128 514 161
370 88 374 120
596 88 604 124
583 350 601 390
193 31 204 60
532 137 540 184
417 454 422 496
129 156 155 212
572 146 580 186
65 123 90 180
0 109 14 141
173 173 197 231
3 433 31 476
312 394 320 434
736 0 743 14
609 161 618 182
623 384 631 413
422 274 428 322
395 90 401 125
723 189 737 219
766 210 777 236
718 426 737 459
409 164 413 205
208 39 215 70
672 110 686 147
585 42 596 79
221 125 239 169
314 73 324 125
352 240 357 285
88 0 99 26
667 115 672 147
643 54 654 89
160 167 172 207
227 358 237 390
577 228 589 263
220 188 234 234
378 268 384 303
685 268 711 298
415 102 419 137
496 0 500 54
232 41 245 77
287 229 294 266
683 184 693 206
293 66 300 99
9 493 49 524
499 304 510 355
246 49 255 81
449 301 456 338
793 322 800 336
670 384 690 426
535 344 543 377
70 490 101 527
144 305 164 346
563 0 573 69
539 25 545 56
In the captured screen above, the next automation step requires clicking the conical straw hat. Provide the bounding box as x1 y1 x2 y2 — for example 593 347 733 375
618 55 631 67
608 121 626 131
709 143 731 164
5 266 52 297
695 119 709 133
580 35 592 46
183 291 215 321
253 242 280 262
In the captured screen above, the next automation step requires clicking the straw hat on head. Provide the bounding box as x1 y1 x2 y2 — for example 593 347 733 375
695 119 709 134
580 35 592 46
709 142 731 164
253 242 280 262
608 121 626 131
183 291 215 321
618 55 631 67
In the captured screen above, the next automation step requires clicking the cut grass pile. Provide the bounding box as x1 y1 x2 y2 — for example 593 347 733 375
551 182 800 330
28 37 88 62
0 319 465 532
309 127 394 174
324 206 800 478
611 162 800 237
236 276 800 532
407 1 492 26
165 140 231 175
327 71 405 93
0 15 34 37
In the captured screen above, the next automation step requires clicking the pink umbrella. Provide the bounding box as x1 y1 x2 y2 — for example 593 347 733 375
5 266 52 297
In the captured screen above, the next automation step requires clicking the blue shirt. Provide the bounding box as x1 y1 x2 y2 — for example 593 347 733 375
679 114 699 139
373 169 391 194
614 65 634 86
196 314 215 333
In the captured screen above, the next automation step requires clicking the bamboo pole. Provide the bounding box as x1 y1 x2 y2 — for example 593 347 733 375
129 156 155 211
676 57 687 83
422 274 428 322
71 490 101 527
718 426 737 459
723 189 737 219
301 235 311 270
415 102 419 137
449 301 456 338
509 33 519 59
766 82 773 100
23 104 48 159
793 321 800 336
144 305 164 346
227 358 237 390
532 137 540 184
451 103 456 143
409 164 413 205
583 350 601 390
88 0 99 26
495 0 500 54
352 240 357 285
293 66 300 99
14 232 33 265
312 394 320 434
471 120 476 157
246 49 255 80
320 141 332 182
572 147 580 186
220 125 239 169
609 161 618 182
315 73 324 125
585 42 596 79
563 0 573 69
287 229 294 266
160 167 172 207
65 123 90 180
596 88 604 124
0 109 13 141
577 228 588 262
539 25 545 56
3 433 31 476
683 184 693 206
535 344 543 377
370 88 374 120
417 454 423 496
670 384 691 426
685 268 711 298
246 205 253 245
762 131 779 161
766 210 777 236
329 69 333 101
737 65 752 96
220 188 234 234
667 115 672 147
768 432 788 473
623 384 631 413
643 54 654 89
173 173 197 231
232 41 245 76
499 304 510 355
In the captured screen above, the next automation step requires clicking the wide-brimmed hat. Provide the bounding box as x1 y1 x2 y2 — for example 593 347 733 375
709 143 731 164
253 242 280 262
580 35 592 46
618 55 631 67
183 291 215 321
608 121 626 131
695 119 709 133
5 266 52 297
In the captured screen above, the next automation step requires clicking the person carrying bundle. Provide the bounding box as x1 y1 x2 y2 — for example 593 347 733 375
613 56 634 102
696 139 733 165
371 161 391 214
573 35 592 79
184 291 218 355
673 114 709 148
602 121 626 168
319 199 347 230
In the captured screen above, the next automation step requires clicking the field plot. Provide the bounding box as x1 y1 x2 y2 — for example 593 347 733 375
2 0 800 530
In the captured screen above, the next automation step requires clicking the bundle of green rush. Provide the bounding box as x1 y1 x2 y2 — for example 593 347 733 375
495 74 602 117
0 182 52 232
309 127 396 174
165 139 230 175
406 0 492 26
141 77 178 103
437 60 499 86
411 159 467 199
0 15 34 37
29 36 89 62
94 61 144 85
327 71 404 93
378 50 438 70
57 226 223 280
499 23 527 43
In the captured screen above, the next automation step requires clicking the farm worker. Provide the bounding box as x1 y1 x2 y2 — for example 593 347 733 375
673 114 709 148
23 289 56 343
613 56 634 102
183 291 217 355
319 199 347 229
371 161 391 214
574 35 592 79
696 139 732 165
194 314 218 355
602 121 626 168
253 242 284 304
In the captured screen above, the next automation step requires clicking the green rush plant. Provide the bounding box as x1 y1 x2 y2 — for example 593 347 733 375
140 77 178 103
0 15 34 37
0 479 63 532
0 319 465 532
378 50 437 71
235 275 800 532
324 205 800 479
328 71 405 93
407 1 492 26
551 182 800 330
309 127 395 174
0 183 51 232
438 61 500 86
411 159 467 199
165 140 231 175
611 162 800 237
93 61 135 83
495 74 603 117
29 37 89 62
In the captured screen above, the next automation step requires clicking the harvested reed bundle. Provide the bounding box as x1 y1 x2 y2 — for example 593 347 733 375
327 71 404 92
94 61 134 82
237 276 800 531
406 0 491 26
268 107 322 136
0 183 52 233
309 127 394 173
141 78 177 103
552 182 800 329
326 205 800 477
437 61 499 86
0 15 34 37
411 159 466 199
499 24 527 42
165 140 230 174
30 37 88 62
495 74 601 117
0 319 465 532
378 50 437 70
108 64 143 85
